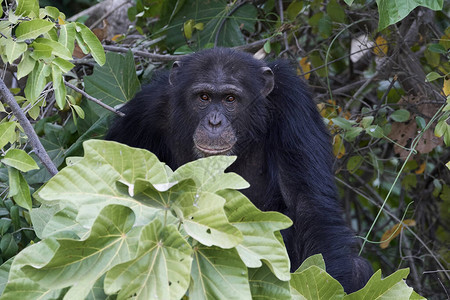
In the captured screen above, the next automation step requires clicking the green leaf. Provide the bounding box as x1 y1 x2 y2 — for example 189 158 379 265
24 62 50 102
425 71 442 82
318 15 332 38
218 189 291 281
189 245 252 299
1 149 39 172
34 37 72 60
390 109 410 122
58 23 76 54
344 269 412 299
361 116 374 128
16 51 36 80
264 40 271 53
332 117 355 130
15 19 55 42
171 156 249 193
44 6 60 19
30 42 52 60
434 120 447 137
294 254 326 273
7 167 20 198
4 39 27 64
12 171 32 210
104 220 192 300
0 122 16 149
291 265 345 299
249 262 291 300
326 0 347 23
38 140 168 227
84 51 140 117
75 22 105 65
51 64 66 109
366 125 384 138
347 155 364 174
52 57 75 73
428 43 447 54
376 0 444 30
0 233 18 260
22 205 137 299
344 0 355 5
286 1 303 20
15 0 39 17
415 116 426 130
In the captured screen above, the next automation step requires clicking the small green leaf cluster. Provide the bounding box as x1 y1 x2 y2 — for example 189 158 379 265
0 0 105 110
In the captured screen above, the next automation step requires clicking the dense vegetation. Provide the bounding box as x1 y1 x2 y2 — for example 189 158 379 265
0 0 448 299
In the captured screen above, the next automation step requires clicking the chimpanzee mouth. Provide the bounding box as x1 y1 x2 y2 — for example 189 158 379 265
195 144 233 156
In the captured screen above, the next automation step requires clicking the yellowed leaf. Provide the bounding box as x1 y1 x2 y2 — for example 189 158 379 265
298 57 311 80
380 219 416 249
443 77 450 96
58 17 65 25
374 36 388 56
332 134 345 159
415 162 426 174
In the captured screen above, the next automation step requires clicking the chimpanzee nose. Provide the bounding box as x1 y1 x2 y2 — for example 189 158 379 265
209 112 222 127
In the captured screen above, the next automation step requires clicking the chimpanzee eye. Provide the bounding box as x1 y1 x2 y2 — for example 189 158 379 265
199 93 210 101
225 95 236 103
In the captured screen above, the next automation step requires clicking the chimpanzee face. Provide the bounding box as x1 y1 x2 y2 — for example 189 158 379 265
169 50 274 158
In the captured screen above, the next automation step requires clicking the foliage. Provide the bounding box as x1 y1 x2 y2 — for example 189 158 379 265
0 141 421 299
0 0 449 298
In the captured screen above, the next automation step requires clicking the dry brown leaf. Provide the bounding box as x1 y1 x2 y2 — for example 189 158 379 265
380 219 416 249
388 95 443 157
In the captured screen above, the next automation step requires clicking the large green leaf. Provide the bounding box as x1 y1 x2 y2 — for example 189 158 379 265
219 189 291 281
249 262 291 300
104 220 192 300
171 156 249 193
84 51 140 117
376 0 444 30
190 245 252 299
344 269 412 299
21 205 138 300
290 266 345 299
37 141 167 227
3 39 27 64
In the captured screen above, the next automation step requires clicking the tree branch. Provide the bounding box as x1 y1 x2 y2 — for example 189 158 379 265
0 78 58 176
64 81 125 117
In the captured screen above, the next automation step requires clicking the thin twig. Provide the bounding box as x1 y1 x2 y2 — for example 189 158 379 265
64 81 125 117
0 78 58 176
103 45 182 61
89 0 131 30
214 1 247 47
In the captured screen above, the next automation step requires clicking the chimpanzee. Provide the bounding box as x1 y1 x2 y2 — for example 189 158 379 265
106 48 372 293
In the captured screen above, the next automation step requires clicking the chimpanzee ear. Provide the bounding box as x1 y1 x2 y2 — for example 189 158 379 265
261 66 274 97
169 61 181 85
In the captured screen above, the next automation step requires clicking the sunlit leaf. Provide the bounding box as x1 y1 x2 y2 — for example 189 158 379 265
1 149 38 172
15 19 54 41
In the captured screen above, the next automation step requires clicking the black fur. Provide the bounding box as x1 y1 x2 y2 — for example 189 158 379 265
106 48 372 293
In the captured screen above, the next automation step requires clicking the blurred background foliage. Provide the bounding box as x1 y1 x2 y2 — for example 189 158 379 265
0 0 449 298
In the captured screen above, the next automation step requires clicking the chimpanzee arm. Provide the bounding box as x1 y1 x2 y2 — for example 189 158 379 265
267 61 372 293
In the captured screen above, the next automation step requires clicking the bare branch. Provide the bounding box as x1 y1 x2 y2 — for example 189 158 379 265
64 81 125 117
